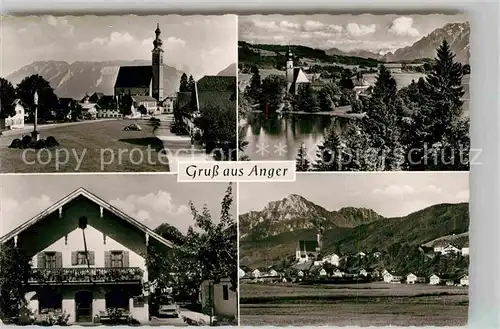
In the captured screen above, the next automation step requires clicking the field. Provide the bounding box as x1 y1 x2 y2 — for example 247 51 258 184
0 119 169 173
240 282 468 326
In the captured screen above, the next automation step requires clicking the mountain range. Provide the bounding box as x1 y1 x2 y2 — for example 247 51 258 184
239 194 469 269
325 22 470 64
5 61 237 100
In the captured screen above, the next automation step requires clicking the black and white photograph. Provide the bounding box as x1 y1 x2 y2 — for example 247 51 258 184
0 15 237 173
238 14 470 171
238 172 469 326
0 174 237 326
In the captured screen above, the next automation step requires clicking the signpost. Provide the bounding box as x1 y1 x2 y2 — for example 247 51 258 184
31 91 39 141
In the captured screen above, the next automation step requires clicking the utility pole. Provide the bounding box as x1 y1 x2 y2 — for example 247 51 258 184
31 91 39 141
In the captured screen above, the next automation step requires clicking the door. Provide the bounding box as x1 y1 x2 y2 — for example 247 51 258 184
75 291 93 323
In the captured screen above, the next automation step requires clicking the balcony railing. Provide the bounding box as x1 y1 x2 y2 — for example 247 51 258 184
28 267 144 284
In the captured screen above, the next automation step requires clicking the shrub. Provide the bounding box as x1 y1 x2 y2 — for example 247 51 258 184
21 135 32 148
34 139 46 150
45 136 59 147
9 138 21 148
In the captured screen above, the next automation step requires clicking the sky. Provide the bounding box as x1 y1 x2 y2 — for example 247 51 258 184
0 174 235 236
0 15 237 78
239 13 468 54
239 172 469 218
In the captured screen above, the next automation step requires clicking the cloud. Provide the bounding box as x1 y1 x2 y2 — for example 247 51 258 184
345 23 376 37
109 191 190 232
280 21 300 29
43 15 75 36
389 16 420 37
302 20 343 33
1 195 53 233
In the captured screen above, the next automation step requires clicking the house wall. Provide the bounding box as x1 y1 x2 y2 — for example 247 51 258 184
199 280 237 319
429 276 440 285
462 247 469 256
5 103 25 129
115 87 151 98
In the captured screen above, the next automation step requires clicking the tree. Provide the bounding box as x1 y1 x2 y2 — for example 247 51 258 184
259 75 286 113
187 75 196 92
244 66 262 104
16 74 59 120
313 123 344 171
146 184 237 306
193 105 237 161
318 82 342 111
138 104 148 116
179 73 189 92
0 78 17 119
118 94 133 116
69 102 84 121
295 142 311 171
294 84 318 112
0 241 32 322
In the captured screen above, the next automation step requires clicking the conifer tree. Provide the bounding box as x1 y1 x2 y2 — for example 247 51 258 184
313 123 344 171
295 142 311 171
245 66 262 104
179 73 189 92
187 75 196 92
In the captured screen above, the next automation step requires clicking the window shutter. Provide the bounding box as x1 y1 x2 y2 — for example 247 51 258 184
37 253 45 269
88 251 95 265
55 252 63 268
71 252 77 265
104 251 111 268
123 251 129 268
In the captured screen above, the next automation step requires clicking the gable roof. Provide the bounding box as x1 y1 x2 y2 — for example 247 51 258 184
193 76 236 114
0 187 175 248
297 240 319 252
115 66 153 89
293 68 309 84
196 76 235 92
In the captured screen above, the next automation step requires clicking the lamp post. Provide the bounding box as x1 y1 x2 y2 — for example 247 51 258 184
31 91 39 141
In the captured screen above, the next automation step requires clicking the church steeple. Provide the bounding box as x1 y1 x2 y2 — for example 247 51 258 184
153 23 163 49
152 23 164 101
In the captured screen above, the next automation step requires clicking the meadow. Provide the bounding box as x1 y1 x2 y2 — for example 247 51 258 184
240 282 468 326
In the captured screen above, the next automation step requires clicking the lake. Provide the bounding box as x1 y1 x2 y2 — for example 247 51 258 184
240 112 346 161
240 72 470 161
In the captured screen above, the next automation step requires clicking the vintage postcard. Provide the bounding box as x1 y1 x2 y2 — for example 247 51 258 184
239 172 469 326
238 14 470 171
0 15 237 173
0 174 237 326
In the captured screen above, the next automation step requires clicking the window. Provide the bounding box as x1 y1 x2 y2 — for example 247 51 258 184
222 285 229 301
111 251 124 267
77 251 88 265
45 252 57 268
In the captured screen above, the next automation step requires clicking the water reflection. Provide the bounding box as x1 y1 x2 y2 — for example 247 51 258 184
242 112 347 161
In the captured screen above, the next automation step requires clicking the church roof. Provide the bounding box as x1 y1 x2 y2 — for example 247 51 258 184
195 76 236 113
297 240 319 252
132 95 158 102
115 66 152 89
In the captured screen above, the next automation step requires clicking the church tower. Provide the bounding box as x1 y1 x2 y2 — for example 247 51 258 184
152 23 164 101
285 47 294 94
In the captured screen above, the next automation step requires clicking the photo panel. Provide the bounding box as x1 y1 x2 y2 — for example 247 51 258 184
0 15 237 173
238 13 470 172
0 174 238 325
238 172 469 326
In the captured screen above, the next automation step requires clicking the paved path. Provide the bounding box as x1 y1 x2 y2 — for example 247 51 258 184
0 119 117 137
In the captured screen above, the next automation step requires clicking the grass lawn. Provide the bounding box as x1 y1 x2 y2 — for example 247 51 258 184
240 282 468 326
0 119 170 173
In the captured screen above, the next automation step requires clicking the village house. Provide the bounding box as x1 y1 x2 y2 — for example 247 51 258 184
199 278 237 319
429 274 441 285
319 268 327 276
459 274 469 286
359 269 368 277
461 243 469 256
267 269 278 277
332 269 343 278
383 272 394 283
442 244 461 255
131 95 160 116
79 95 99 119
321 253 340 266
372 252 382 258
238 268 246 279
0 187 176 324
356 251 366 258
96 96 121 118
251 269 261 278
2 99 26 130
161 95 176 114
406 273 418 284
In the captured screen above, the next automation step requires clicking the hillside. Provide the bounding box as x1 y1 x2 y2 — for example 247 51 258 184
325 22 470 64
6 60 185 100
240 197 469 269
217 63 237 76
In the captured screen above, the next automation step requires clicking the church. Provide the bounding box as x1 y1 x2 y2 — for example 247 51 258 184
285 47 310 95
113 24 168 116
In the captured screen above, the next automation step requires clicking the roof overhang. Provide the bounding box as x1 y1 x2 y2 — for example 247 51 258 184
0 187 176 249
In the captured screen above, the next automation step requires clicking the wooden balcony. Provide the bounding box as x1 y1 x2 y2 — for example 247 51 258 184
28 267 144 285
